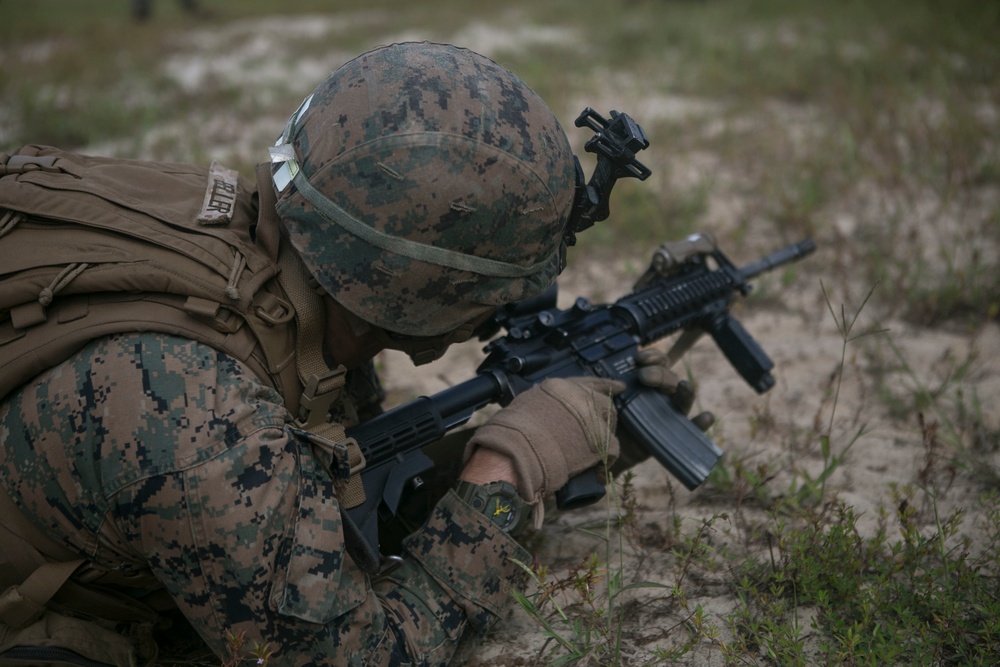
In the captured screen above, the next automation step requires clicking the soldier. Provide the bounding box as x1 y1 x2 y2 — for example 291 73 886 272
0 42 687 665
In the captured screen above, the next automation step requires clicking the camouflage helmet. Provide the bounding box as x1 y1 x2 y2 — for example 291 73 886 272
269 41 577 336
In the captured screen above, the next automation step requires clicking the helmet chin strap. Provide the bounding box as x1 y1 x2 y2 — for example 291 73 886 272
335 302 481 367
376 321 479 366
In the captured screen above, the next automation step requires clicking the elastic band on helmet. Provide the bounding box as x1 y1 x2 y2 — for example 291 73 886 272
278 158 558 280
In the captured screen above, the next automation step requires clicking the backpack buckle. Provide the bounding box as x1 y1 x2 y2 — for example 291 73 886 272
2 155 61 175
182 297 243 333
254 293 294 326
296 366 347 430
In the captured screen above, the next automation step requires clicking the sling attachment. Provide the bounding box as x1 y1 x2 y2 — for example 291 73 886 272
256 163 367 509
297 369 348 431
295 369 367 510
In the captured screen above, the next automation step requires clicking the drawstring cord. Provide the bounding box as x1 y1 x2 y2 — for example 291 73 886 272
224 253 247 301
0 210 24 238
38 263 89 306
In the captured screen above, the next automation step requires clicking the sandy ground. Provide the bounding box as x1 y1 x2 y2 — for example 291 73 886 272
158 14 1000 664
378 251 1000 664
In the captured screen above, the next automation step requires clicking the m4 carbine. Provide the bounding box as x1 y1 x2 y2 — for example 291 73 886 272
342 234 816 573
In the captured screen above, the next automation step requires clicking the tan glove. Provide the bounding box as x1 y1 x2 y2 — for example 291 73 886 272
465 377 623 511
612 348 715 474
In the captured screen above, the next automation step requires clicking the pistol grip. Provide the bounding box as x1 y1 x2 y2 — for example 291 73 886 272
555 388 723 511
556 468 606 511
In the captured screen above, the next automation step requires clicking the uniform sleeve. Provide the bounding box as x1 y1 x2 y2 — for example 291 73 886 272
0 332 528 666
372 492 532 662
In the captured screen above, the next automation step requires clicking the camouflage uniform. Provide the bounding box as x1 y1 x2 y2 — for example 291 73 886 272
0 331 530 665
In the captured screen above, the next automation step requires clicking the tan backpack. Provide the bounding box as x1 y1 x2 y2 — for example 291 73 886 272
2 147 288 403
0 146 360 666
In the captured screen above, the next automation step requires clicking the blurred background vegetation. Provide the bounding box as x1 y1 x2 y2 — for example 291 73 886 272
3 0 997 326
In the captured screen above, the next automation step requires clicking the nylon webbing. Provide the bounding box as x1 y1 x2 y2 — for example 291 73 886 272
257 164 344 417
288 164 551 278
258 172 367 509
0 560 83 629
276 240 367 508
0 490 158 628
0 488 77 580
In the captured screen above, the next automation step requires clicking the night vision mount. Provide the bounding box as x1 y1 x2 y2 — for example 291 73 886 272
565 107 652 246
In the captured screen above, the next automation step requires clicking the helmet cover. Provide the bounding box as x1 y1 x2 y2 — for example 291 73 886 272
270 41 577 336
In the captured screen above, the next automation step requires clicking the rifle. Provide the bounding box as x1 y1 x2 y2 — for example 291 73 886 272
343 234 816 573
338 107 815 573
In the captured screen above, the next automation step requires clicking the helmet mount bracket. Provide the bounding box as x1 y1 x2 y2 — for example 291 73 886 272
564 108 651 246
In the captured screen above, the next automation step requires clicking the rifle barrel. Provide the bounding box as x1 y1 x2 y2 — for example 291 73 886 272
738 238 816 282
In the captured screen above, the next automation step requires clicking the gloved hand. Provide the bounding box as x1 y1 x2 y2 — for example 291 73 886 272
465 377 624 509
612 348 715 475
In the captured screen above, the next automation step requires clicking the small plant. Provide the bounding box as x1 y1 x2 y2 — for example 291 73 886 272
785 281 887 507
717 491 1000 665
221 631 273 667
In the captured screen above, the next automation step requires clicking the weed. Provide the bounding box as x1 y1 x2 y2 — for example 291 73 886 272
721 494 1000 666
221 631 273 667
512 394 687 665
864 331 1000 487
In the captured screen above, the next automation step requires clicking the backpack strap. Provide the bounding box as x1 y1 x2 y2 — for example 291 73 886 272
0 560 84 630
0 487 78 585
255 165 367 509
0 489 159 630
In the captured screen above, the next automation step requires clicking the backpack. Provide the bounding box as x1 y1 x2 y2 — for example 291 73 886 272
2 147 290 403
0 145 358 430
0 146 363 665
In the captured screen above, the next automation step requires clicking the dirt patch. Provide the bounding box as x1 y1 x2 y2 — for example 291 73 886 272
380 247 1000 664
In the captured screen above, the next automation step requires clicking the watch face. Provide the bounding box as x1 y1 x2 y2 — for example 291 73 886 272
487 493 519 531
457 481 525 535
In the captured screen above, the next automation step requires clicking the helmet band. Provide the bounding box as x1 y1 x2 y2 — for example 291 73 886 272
275 153 559 279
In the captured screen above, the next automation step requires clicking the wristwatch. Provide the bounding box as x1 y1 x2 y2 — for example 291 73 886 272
454 480 529 536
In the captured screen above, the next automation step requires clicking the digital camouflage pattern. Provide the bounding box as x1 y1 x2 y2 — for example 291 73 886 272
0 332 530 666
274 42 578 336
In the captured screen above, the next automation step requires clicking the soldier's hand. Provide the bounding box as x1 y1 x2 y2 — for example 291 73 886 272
466 377 623 508
635 348 714 430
